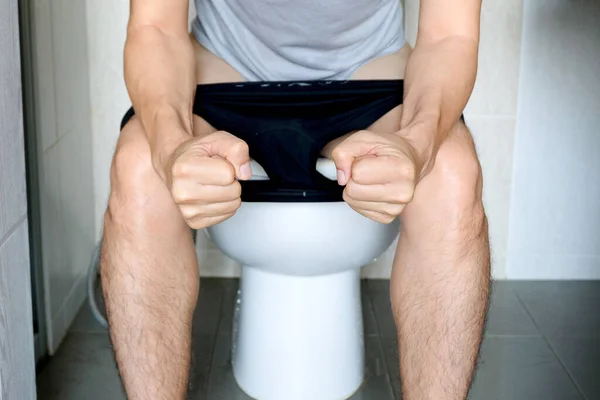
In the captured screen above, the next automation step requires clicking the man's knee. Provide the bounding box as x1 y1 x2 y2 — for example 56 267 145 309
437 122 482 201
405 122 486 238
106 119 166 228
435 122 486 233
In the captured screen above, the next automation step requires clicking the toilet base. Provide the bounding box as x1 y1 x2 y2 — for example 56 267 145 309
232 266 364 400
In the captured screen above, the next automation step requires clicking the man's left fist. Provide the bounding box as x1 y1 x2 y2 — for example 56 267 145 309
331 130 420 224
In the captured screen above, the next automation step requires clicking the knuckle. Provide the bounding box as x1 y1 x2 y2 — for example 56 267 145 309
382 215 396 224
232 181 242 199
331 147 344 161
394 189 414 204
231 138 249 153
171 186 190 203
188 219 206 230
389 203 404 216
342 189 354 205
214 130 233 139
221 163 237 183
351 163 367 182
344 186 355 200
371 213 389 224
396 160 416 180
171 161 189 178
373 210 396 224
332 144 354 161
343 181 356 198
180 206 199 220
227 198 242 213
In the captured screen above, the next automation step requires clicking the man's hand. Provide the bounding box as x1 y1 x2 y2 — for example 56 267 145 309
331 130 424 224
165 131 252 229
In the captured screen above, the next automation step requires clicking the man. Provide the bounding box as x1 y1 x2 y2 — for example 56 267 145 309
101 0 490 398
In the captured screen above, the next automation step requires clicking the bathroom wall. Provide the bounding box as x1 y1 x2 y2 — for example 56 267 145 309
465 0 523 279
506 0 600 279
30 0 96 353
0 0 36 396
83 0 522 280
86 0 130 231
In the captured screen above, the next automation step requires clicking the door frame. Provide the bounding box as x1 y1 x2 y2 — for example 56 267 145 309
17 0 49 365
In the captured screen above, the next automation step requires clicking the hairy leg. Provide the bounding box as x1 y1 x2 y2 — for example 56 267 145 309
392 122 490 399
101 117 214 399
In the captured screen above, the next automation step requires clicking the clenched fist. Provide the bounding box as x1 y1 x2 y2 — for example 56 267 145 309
165 131 252 229
331 130 420 224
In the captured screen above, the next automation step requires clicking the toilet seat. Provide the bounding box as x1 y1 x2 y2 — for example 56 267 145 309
240 158 344 202
248 157 338 181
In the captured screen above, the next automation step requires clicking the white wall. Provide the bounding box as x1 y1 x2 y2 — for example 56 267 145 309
465 0 523 278
86 0 130 231
506 0 600 279
0 0 36 396
31 0 96 352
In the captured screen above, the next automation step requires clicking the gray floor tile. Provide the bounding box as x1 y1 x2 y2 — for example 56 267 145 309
381 338 401 400
43 279 597 400
513 281 600 338
382 335 585 400
549 338 600 400
71 301 107 333
366 280 397 338
485 281 540 336
71 278 225 336
217 279 239 334
37 333 126 400
188 334 219 399
469 336 584 400
70 282 107 333
193 278 226 335
361 281 379 336
206 335 255 400
349 336 395 400
367 280 540 338
207 335 395 400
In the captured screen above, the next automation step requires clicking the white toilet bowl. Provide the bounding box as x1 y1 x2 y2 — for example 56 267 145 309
206 159 399 400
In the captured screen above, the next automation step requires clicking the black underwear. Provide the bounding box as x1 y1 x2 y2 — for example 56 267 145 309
120 80 404 202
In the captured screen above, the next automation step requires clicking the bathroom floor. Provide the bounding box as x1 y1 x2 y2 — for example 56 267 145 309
37 279 600 400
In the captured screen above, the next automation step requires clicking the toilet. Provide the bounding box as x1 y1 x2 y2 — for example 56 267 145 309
206 158 399 400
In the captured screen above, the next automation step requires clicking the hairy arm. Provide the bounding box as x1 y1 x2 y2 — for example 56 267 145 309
124 0 194 179
397 0 482 176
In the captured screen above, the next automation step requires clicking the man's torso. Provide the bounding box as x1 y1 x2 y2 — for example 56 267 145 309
192 0 406 81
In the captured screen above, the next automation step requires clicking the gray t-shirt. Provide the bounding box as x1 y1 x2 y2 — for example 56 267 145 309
192 0 405 81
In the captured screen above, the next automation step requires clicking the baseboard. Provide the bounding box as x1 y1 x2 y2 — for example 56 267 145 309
48 274 88 354
506 253 600 280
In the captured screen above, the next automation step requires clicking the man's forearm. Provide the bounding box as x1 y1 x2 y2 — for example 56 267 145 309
124 25 196 171
397 36 478 170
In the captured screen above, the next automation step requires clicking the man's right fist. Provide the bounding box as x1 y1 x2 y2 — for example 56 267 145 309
166 131 252 229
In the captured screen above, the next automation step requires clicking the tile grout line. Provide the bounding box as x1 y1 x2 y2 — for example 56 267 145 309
484 333 543 338
543 339 589 400
69 329 108 336
364 282 398 400
203 285 229 397
512 288 589 400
